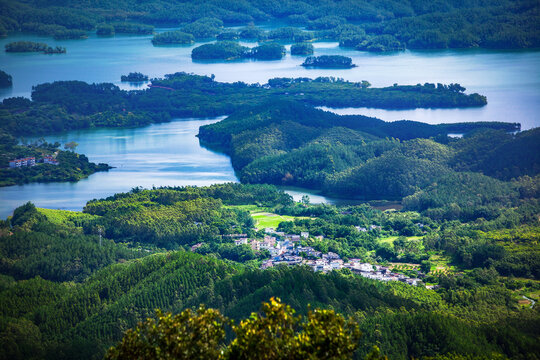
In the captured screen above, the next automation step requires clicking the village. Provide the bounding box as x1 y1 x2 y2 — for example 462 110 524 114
210 228 424 287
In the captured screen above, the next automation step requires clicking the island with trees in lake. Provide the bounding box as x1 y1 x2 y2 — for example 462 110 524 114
191 41 286 61
290 42 314 55
120 72 149 83
302 55 356 68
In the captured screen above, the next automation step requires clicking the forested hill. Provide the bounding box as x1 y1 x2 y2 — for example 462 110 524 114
0 184 539 360
0 73 490 137
0 0 538 50
199 101 537 203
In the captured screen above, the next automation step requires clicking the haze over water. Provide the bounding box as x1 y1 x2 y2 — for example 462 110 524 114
0 29 539 217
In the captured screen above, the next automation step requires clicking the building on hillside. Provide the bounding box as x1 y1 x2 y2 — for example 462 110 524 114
234 238 248 246
43 155 59 165
9 157 36 168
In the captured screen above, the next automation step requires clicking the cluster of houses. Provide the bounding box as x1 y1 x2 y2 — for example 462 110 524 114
8 155 59 168
228 228 423 287
8 157 36 168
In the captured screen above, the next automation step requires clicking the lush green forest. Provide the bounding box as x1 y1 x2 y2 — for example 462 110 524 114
198 101 533 204
0 0 538 50
0 73 491 138
0 131 111 187
0 2 538 358
0 183 538 359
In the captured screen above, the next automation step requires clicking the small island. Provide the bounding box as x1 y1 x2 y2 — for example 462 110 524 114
0 70 12 88
191 41 286 61
152 30 194 45
251 42 286 60
291 42 314 55
121 72 149 82
5 41 66 54
301 55 356 68
192 41 250 60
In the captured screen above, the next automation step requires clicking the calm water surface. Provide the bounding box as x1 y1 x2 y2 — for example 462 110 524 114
0 30 539 216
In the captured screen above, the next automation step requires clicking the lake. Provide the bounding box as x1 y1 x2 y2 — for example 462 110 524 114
0 118 366 218
0 30 539 216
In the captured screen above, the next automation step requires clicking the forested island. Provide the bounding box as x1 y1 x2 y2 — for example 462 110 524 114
302 55 356 68
290 42 314 55
191 41 286 61
0 180 538 359
0 132 111 187
120 72 148 82
5 41 66 54
0 0 538 51
0 73 490 138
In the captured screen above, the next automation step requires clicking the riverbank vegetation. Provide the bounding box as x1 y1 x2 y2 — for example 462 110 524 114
5 41 66 54
0 182 538 359
0 0 538 51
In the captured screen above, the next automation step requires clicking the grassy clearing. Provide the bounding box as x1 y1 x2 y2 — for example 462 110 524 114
226 205 310 230
251 212 298 229
378 236 423 246
37 208 100 225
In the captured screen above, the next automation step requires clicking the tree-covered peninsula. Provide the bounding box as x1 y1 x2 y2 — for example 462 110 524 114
0 73 489 138
198 101 532 203
0 131 111 187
